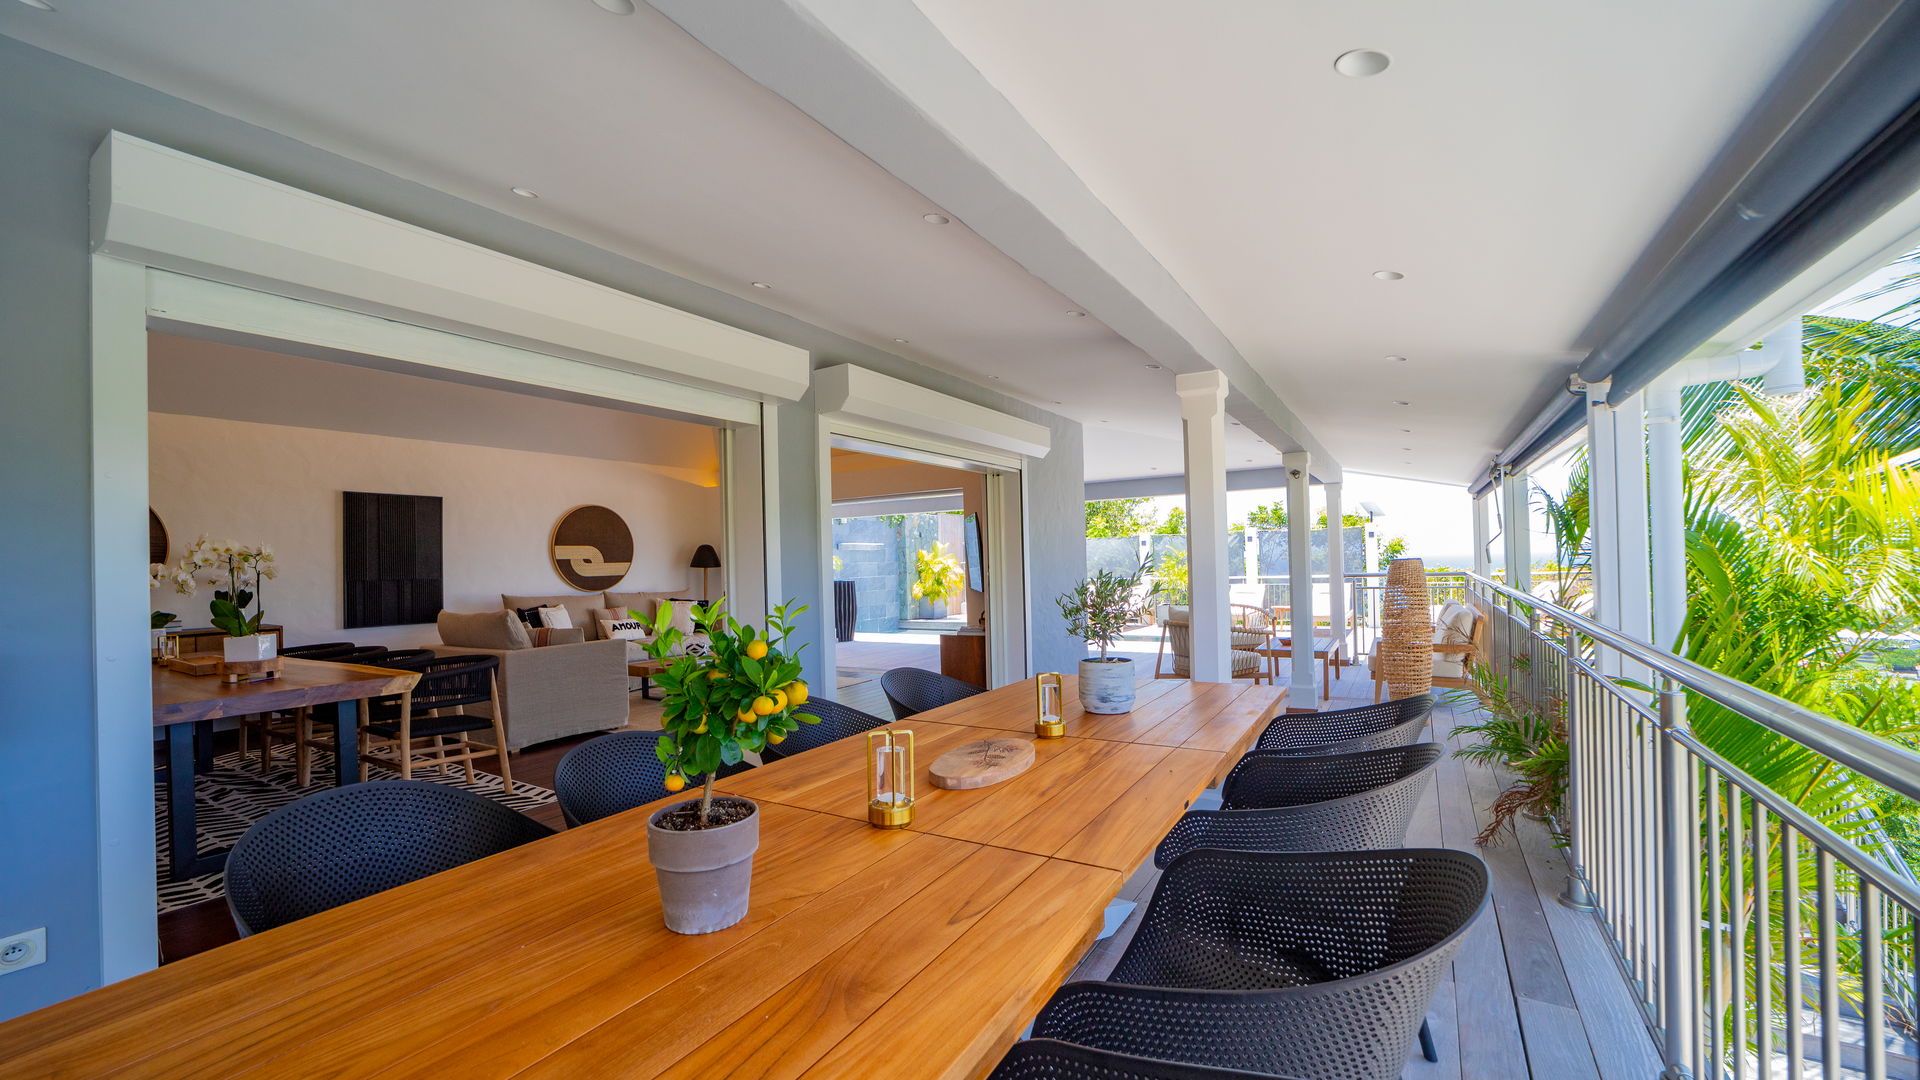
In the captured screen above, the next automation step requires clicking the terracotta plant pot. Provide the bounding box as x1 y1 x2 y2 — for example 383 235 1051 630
646 796 759 935
1079 657 1136 714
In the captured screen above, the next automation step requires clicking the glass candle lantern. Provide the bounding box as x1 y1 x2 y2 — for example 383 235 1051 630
1034 672 1065 739
866 728 916 829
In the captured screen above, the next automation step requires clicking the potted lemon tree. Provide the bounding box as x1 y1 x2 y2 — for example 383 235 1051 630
647 599 815 934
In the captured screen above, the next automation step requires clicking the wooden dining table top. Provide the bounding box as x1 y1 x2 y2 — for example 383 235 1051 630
9 675 1284 1080
152 657 419 728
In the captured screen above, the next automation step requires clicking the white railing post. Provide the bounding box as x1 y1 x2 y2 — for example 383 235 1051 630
1177 371 1231 682
1560 622 1598 912
1657 679 1697 1080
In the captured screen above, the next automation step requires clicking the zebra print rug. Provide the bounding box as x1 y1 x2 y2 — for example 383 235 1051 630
155 749 555 914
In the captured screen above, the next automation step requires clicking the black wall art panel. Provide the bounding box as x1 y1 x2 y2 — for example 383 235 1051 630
343 491 443 628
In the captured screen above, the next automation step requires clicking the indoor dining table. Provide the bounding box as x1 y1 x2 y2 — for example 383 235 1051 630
11 675 1284 1079
152 657 420 880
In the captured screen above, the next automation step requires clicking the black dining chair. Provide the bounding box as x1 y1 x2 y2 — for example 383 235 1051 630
224 779 552 935
372 648 436 669
552 730 753 828
360 654 513 789
1031 847 1490 1080
1153 742 1445 868
280 642 356 660
990 1039 1301 1079
761 697 889 762
244 644 389 774
1251 693 1432 756
879 667 984 721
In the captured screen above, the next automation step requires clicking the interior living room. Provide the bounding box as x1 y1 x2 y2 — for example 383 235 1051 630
7 4 1920 1080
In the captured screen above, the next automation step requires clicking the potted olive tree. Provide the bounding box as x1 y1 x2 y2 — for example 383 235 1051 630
1057 561 1157 714
648 599 816 934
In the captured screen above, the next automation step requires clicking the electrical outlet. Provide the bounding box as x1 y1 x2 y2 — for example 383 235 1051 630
0 928 46 975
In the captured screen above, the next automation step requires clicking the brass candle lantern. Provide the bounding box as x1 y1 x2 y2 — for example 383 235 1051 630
866 728 916 829
1034 672 1065 739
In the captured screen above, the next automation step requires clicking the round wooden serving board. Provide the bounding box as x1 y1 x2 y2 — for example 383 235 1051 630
929 738 1037 790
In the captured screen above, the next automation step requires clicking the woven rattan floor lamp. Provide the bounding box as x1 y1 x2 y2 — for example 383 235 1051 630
1380 557 1434 701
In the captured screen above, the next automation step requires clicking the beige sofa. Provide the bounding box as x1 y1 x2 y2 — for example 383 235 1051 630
504 589 692 691
433 610 628 751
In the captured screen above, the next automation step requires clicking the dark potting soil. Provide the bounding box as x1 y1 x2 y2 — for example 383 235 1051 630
654 797 756 831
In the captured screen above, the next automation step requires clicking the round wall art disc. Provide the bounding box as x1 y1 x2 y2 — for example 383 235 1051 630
550 505 634 591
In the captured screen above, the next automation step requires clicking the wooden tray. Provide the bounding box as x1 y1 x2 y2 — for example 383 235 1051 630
928 738 1036 790
165 653 285 681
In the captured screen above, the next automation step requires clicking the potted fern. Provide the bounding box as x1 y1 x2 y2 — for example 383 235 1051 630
646 599 817 934
1057 561 1157 714
910 542 965 619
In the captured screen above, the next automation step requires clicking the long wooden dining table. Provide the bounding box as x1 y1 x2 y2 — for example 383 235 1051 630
3 675 1283 1080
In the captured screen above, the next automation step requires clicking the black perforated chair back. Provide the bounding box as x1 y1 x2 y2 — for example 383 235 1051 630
990 1040 1302 1079
1034 847 1489 1080
1253 693 1432 755
1154 743 1444 867
763 697 889 762
282 642 355 660
879 667 984 720
224 779 552 935
553 731 752 828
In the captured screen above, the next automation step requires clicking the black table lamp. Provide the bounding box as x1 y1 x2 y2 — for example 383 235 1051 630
690 544 721 600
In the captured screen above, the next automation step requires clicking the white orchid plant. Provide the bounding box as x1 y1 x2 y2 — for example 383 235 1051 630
151 536 278 637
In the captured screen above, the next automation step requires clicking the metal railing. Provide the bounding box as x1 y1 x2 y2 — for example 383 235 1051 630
1458 569 1920 1080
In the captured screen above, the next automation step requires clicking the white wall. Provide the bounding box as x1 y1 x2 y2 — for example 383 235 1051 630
151 413 723 647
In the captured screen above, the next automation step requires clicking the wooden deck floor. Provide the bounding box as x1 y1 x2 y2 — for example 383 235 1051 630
1068 670 1665 1080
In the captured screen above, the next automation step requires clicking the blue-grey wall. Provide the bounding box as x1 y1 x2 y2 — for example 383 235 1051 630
0 34 1085 1019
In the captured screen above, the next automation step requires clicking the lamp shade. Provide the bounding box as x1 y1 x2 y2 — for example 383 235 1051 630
689 544 722 569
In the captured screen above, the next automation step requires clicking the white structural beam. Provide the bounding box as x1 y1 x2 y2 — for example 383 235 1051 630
1646 377 1687 652
1586 380 1653 675
1325 481 1349 665
1472 490 1494 579
644 0 1339 479
1500 467 1532 593
1284 452 1316 697
1178 371 1231 682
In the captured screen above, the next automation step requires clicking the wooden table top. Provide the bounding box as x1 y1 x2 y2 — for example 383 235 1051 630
152 657 420 728
15 676 1283 1080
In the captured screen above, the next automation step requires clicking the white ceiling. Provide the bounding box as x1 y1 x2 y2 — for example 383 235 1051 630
911 0 1839 480
0 0 1843 484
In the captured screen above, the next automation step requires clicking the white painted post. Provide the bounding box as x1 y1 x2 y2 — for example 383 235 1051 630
1646 376 1686 652
1284 452 1315 699
1177 371 1231 683
1585 380 1620 658
1612 391 1653 649
1325 481 1349 666
1500 466 1532 593
1471 489 1493 579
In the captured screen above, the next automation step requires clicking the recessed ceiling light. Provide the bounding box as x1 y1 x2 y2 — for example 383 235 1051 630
1386 355 1408 363
1401 447 1413 451
1053 400 1063 404
1146 363 1162 370
1067 310 1088 318
751 282 773 290
13 0 55 9
590 0 636 13
990 375 1001 380
892 338 909 344
922 213 950 225
509 187 539 199
1373 271 1405 281
1229 420 1241 426
1393 400 1411 406
1334 49 1392 78
1400 428 1412 434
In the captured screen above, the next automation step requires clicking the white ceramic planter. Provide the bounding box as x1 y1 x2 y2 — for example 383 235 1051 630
1078 657 1136 714
223 634 277 663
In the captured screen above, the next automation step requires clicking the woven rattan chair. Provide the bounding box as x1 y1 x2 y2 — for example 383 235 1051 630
552 730 752 828
990 1039 1302 1079
762 697 889 762
1154 607 1271 682
225 779 552 935
1153 743 1444 868
1032 847 1490 1080
1251 694 1432 755
879 667 984 721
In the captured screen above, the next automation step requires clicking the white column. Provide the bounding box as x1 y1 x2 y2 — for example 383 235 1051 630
1612 391 1653 647
1499 466 1532 593
1646 376 1686 651
1177 371 1231 682
1283 452 1315 698
1471 489 1493 579
1325 481 1348 663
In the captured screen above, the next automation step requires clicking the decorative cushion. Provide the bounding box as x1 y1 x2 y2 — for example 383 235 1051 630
513 606 544 628
662 598 699 638
597 615 651 642
438 609 533 651
1431 602 1476 679
503 593 603 640
537 605 573 630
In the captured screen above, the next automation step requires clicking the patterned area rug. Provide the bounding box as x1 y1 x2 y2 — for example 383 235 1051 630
154 749 556 914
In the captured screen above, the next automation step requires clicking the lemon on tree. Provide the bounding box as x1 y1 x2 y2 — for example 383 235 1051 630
651 598 819 824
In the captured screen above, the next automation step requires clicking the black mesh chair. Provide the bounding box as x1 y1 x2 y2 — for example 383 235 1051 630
224 779 552 936
280 642 355 660
990 1040 1301 1079
1252 693 1432 755
761 697 889 762
1154 743 1444 868
879 667 985 721
552 730 753 828
1031 847 1489 1080
360 654 515 791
